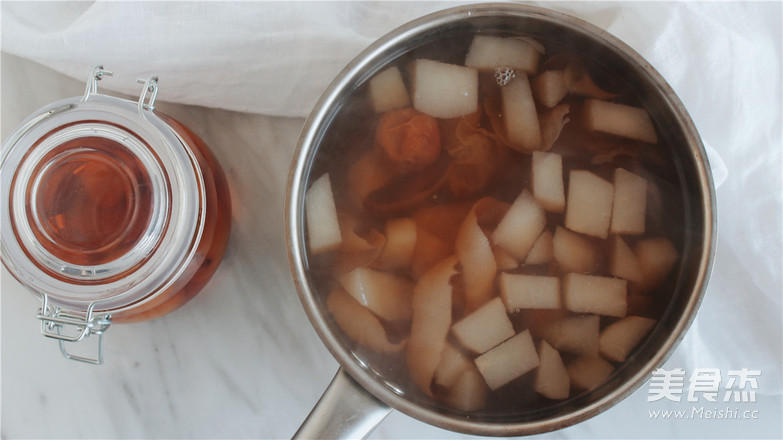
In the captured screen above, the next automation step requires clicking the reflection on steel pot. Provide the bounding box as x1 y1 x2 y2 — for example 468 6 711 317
286 3 715 437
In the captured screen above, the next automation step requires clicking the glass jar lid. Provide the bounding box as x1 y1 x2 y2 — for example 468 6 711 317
1 66 206 316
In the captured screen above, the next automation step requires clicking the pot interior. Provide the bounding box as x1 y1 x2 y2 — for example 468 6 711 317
289 4 714 434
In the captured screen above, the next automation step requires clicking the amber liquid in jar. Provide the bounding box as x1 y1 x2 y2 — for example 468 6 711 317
18 117 231 323
118 114 233 323
26 136 155 269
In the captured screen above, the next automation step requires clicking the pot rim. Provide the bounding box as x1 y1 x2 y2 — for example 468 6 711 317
286 2 716 436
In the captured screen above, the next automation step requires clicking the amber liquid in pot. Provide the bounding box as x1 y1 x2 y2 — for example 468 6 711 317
306 34 686 418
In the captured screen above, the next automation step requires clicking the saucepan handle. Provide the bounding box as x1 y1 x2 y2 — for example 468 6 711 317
293 368 392 439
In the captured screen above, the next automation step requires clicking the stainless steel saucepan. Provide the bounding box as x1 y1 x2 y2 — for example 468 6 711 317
286 3 716 437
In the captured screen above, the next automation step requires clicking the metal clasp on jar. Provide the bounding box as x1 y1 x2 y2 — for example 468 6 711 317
36 293 112 365
82 64 160 114
82 65 114 101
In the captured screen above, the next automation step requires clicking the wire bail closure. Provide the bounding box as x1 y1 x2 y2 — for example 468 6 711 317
82 65 114 101
81 65 160 115
36 293 112 364
137 76 159 113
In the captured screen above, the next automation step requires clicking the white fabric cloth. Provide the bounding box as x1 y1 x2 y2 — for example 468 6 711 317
2 1 781 438
2 1 469 117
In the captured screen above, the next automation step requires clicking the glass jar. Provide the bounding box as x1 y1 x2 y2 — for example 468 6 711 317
1 66 231 364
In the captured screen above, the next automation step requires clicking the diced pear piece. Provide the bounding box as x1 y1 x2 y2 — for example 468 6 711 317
610 235 644 282
525 229 554 265
338 268 414 321
369 66 410 113
502 75 543 151
491 190 547 261
445 365 489 412
472 196 511 228
494 245 520 271
407 256 458 396
377 218 417 270
563 273 627 318
611 168 648 235
565 170 615 239
532 151 565 213
534 340 570 400
499 273 560 312
567 356 615 391
634 238 679 293
326 287 406 354
532 70 568 108
599 316 656 362
413 59 478 119
452 297 515 354
583 99 658 144
475 330 539 391
553 226 598 273
540 314 600 357
464 35 541 73
306 173 342 254
539 104 570 150
456 208 497 312
434 343 473 389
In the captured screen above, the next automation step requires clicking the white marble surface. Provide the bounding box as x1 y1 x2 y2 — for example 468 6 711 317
2 2 782 439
